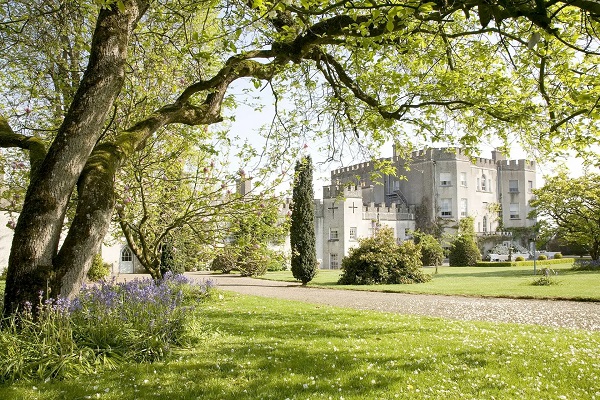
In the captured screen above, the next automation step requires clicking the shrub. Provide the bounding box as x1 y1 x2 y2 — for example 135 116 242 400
448 235 481 266
553 252 563 259
87 254 111 282
265 250 289 271
388 240 431 284
538 254 548 260
415 233 444 267
531 276 558 286
0 267 6 280
211 247 238 273
338 227 430 285
237 246 268 277
514 256 525 262
160 238 185 276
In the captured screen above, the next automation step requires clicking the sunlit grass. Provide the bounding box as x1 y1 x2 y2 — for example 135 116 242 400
262 264 600 300
2 292 598 399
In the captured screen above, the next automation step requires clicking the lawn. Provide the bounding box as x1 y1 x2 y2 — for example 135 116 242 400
262 263 600 301
1 291 598 399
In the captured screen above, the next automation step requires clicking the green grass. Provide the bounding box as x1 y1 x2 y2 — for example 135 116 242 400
263 264 600 301
1 292 598 399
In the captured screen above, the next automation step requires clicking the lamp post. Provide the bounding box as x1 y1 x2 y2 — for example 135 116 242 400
530 236 537 275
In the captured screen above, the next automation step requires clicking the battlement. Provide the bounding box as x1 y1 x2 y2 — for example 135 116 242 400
323 183 363 199
498 159 536 171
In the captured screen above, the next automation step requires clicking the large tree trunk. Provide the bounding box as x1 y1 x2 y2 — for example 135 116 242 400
2 1 149 317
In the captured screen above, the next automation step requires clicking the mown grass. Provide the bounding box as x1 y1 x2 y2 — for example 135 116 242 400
1 292 598 399
262 263 600 300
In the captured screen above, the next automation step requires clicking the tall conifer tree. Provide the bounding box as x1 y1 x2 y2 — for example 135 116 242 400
290 156 317 284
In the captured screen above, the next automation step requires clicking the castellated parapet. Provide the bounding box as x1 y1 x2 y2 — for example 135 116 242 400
498 159 536 172
322 183 362 199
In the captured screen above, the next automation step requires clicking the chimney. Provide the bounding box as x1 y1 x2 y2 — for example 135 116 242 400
237 177 252 196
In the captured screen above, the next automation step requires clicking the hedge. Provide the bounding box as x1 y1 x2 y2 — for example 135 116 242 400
476 258 575 268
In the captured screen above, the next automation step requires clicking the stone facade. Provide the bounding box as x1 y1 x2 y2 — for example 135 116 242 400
318 147 536 268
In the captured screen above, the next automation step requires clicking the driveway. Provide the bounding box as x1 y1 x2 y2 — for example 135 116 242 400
181 272 600 332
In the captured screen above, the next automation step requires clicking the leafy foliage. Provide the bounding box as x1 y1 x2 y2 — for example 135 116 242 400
339 227 430 285
86 254 111 282
290 156 318 284
3 0 600 312
531 173 600 260
210 247 238 274
413 231 444 267
448 235 481 266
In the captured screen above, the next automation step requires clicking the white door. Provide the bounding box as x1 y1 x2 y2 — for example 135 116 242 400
119 247 134 273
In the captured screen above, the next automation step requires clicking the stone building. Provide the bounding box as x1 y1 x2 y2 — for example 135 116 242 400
316 147 536 269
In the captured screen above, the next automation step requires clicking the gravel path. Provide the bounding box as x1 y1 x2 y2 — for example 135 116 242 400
184 272 600 332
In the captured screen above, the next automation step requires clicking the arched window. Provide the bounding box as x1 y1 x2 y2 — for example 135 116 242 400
481 174 487 191
121 247 132 262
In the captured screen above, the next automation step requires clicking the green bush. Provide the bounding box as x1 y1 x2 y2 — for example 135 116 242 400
448 235 481 266
415 233 444 267
87 254 111 282
265 250 289 271
0 268 6 281
160 238 185 276
531 275 558 286
338 227 430 285
237 246 268 277
514 256 525 262
388 240 430 284
553 252 563 259
538 254 548 260
476 258 575 268
210 248 238 273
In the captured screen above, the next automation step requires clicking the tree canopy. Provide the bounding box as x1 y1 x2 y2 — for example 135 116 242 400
1 0 600 315
531 172 600 260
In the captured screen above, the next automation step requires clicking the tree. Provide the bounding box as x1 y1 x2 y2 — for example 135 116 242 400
448 236 481 266
449 217 481 266
2 0 600 316
413 231 444 267
530 172 600 260
290 156 317 284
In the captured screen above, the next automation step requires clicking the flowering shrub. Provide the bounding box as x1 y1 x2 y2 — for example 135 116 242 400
0 273 214 382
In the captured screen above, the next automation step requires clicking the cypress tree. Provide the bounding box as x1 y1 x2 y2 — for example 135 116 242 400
290 156 317 284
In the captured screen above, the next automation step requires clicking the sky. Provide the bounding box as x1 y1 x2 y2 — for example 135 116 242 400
223 81 586 199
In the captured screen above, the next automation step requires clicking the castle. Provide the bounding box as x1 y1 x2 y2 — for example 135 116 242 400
0 147 536 274
309 147 537 269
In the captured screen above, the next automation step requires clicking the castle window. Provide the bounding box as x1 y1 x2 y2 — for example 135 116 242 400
329 228 339 241
528 180 533 193
349 227 357 240
481 174 487 191
440 172 451 186
510 203 520 219
460 172 467 187
121 247 132 262
440 198 452 217
509 180 519 193
460 198 468 217
330 253 339 269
